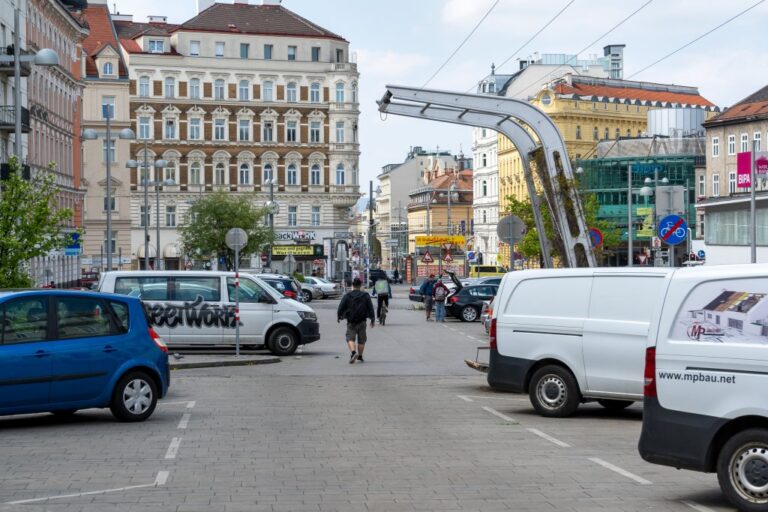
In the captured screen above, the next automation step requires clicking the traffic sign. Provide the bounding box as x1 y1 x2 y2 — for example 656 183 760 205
652 236 661 249
589 228 603 248
443 253 453 263
225 228 248 250
442 242 453 251
467 251 476 262
698 249 706 259
658 214 688 246
422 251 434 263
497 215 525 244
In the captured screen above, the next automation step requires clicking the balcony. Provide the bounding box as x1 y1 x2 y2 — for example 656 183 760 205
0 106 30 133
0 49 32 77
332 62 358 73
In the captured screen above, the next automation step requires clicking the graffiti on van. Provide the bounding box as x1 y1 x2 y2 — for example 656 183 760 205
675 287 768 344
144 296 238 329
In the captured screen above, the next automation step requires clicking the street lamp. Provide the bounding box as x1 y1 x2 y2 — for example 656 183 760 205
83 126 135 272
639 173 669 266
126 157 167 269
264 178 278 269
439 182 459 235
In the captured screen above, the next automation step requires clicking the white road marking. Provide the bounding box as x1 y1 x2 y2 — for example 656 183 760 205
165 437 182 459
527 428 571 448
177 413 191 430
457 395 474 402
464 394 529 402
588 457 652 485
186 400 196 409
5 471 169 504
681 500 717 512
482 406 518 424
160 400 196 408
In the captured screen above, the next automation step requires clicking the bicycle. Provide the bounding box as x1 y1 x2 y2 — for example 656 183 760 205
660 221 686 240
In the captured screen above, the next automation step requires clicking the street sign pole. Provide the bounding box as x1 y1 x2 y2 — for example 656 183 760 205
226 228 248 357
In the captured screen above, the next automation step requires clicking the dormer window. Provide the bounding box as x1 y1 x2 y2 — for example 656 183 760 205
148 40 164 53
102 62 114 75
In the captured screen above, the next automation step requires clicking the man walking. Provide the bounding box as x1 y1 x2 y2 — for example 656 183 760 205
374 276 391 324
432 277 450 323
337 277 375 363
419 274 436 321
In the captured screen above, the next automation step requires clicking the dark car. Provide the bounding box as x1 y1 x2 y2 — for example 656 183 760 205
447 284 499 322
260 275 301 301
368 269 389 288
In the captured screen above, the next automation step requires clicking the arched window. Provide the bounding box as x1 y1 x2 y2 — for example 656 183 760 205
189 78 201 99
351 82 358 103
615 128 621 139
483 210 487 224
603 127 609 140
482 180 487 197
335 164 345 185
335 82 345 103
593 127 599 141
263 164 273 183
310 164 321 185
310 82 320 103
164 77 175 98
239 163 250 185
238 79 249 101
214 79 225 100
189 162 201 185
482 153 487 167
215 163 226 184
286 82 297 102
287 164 298 185
262 81 273 101
102 62 113 75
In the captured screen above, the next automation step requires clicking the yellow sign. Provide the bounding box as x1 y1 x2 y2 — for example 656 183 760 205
272 245 314 256
415 235 466 247
637 207 653 216
636 229 654 238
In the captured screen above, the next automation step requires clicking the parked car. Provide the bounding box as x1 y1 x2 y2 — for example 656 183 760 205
447 284 498 322
468 265 507 278
294 278 323 302
259 274 304 301
100 271 319 356
409 276 458 303
79 270 100 289
303 276 341 299
0 290 170 422
638 264 768 512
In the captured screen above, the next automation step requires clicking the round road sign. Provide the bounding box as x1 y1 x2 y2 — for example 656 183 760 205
496 215 526 244
657 215 688 246
225 228 248 251
589 228 603 248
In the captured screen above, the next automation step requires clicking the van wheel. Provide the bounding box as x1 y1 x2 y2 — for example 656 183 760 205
717 428 768 511
460 306 478 322
109 371 157 422
267 327 298 356
597 399 634 411
529 365 581 418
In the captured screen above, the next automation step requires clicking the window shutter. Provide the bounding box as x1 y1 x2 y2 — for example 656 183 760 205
203 82 212 98
153 81 162 96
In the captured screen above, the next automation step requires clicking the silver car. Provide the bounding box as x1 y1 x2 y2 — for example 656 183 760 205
303 276 341 299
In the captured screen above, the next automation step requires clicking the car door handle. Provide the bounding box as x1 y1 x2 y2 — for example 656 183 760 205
103 345 118 353
35 350 49 358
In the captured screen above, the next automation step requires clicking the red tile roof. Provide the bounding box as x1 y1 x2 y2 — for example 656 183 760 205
82 5 128 78
553 80 715 108
114 20 182 55
703 85 768 127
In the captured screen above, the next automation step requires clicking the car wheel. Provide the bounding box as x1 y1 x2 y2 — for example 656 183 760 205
267 327 298 356
460 305 478 322
301 290 312 302
717 428 768 511
109 371 158 422
597 399 634 411
529 365 581 417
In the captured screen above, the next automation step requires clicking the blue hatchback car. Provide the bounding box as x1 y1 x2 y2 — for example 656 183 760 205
0 290 169 422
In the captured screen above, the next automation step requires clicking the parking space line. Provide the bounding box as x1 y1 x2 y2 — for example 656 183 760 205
5 471 169 505
177 413 191 429
457 395 474 402
463 395 529 402
588 457 652 485
681 500 717 512
186 401 196 409
527 428 571 448
482 406 519 424
165 437 182 459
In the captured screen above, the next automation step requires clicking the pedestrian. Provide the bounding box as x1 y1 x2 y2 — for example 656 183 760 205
432 277 450 323
393 268 400 283
374 276 391 323
419 274 436 321
337 277 375 364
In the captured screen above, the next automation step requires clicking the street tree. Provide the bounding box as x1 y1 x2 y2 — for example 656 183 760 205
179 191 273 270
0 156 75 287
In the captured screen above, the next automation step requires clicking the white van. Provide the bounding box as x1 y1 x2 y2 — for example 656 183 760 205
639 264 768 512
99 271 319 356
488 267 673 417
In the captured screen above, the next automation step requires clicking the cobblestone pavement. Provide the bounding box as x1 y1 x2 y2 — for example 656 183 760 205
0 290 735 511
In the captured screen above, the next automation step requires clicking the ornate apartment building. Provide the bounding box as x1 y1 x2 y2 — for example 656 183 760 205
110 0 359 273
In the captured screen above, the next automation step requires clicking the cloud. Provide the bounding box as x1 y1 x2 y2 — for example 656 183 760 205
355 49 430 80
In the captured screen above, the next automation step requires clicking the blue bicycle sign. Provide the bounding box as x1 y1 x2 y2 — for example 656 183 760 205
658 215 688 246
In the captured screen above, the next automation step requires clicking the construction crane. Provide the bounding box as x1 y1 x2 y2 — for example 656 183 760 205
377 85 596 268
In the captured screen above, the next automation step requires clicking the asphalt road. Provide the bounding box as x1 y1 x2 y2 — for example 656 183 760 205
0 287 736 511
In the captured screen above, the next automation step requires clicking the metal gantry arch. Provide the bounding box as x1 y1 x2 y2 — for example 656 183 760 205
378 85 596 268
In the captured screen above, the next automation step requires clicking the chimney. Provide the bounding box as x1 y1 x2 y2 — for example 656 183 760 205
148 15 167 23
234 0 248 4
112 13 133 22
261 0 282 4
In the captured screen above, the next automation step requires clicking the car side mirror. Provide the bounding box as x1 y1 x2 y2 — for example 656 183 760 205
258 296 274 304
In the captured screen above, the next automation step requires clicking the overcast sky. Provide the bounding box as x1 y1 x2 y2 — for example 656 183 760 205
110 0 768 188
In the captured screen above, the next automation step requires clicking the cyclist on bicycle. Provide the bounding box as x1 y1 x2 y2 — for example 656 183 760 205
374 277 391 324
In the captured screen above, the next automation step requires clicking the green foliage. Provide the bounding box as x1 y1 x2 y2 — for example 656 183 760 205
178 191 273 271
292 271 305 283
0 157 75 288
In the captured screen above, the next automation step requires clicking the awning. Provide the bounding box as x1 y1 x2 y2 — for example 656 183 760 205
137 243 157 258
163 244 181 258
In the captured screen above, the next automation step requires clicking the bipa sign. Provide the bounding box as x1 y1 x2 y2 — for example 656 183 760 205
757 152 768 176
737 152 768 188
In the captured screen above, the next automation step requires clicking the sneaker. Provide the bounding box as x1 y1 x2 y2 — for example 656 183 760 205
358 356 365 363
349 351 358 364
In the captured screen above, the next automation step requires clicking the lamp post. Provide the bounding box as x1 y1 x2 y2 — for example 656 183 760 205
126 155 167 269
155 175 175 270
264 178 278 270
640 170 669 267
443 182 458 235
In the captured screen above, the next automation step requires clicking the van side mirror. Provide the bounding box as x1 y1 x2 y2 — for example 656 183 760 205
258 295 275 304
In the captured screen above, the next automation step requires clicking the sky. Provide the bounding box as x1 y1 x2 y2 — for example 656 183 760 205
109 0 768 189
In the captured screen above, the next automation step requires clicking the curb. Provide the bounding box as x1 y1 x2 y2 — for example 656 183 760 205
170 356 280 370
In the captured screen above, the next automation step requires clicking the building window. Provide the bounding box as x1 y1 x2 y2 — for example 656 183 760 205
103 190 115 212
286 120 297 142
335 82 344 102
310 82 320 103
483 210 487 224
102 139 115 162
166 206 176 227
262 121 274 142
481 154 487 167
164 77 175 98
593 126 599 140
615 128 621 139
712 136 719 157
728 135 736 155
215 163 226 184
103 230 116 254
482 180 487 196
576 125 581 140
288 46 297 61
214 119 225 140
189 118 201 140
262 81 273 101
190 78 201 99
240 43 249 59
214 79 225 100
713 174 720 197
311 47 320 62
311 164 321 185
165 119 176 139
286 82 297 102
102 96 115 118
698 174 705 196
190 40 200 56
190 162 201 185
139 117 150 139
336 48 344 62
729 171 737 194
352 166 358 185
310 121 321 143
288 206 297 226
239 163 250 185
741 133 749 153
287 164 297 185
351 82 358 103
140 205 149 227
238 119 250 141
238 80 249 100
311 206 320 226
755 132 762 152
139 76 150 97
149 39 164 53
264 44 273 60
215 42 224 58
263 164 273 183
603 127 609 140
102 62 113 75
335 121 344 143
335 164 345 185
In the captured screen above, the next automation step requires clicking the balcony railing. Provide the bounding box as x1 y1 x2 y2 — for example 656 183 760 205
0 106 30 133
